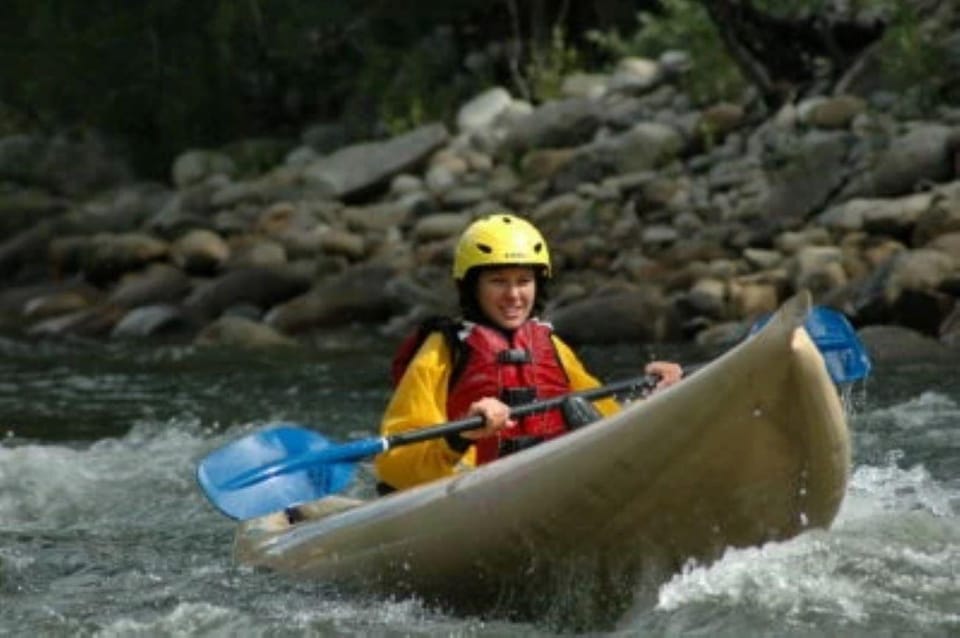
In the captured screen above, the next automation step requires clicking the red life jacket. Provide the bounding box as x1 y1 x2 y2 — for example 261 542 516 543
446 320 571 464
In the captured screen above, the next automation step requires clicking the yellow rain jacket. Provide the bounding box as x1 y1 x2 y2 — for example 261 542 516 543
374 331 620 491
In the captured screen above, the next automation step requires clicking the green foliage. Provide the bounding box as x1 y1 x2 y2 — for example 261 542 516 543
872 2 953 114
526 26 582 102
353 28 481 137
1 0 952 180
0 1 492 176
587 0 747 105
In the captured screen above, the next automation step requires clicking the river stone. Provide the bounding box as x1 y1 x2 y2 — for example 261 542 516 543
22 291 93 320
301 123 449 200
858 324 955 362
390 174 423 196
111 304 193 338
599 122 684 174
171 149 236 189
342 201 411 233
0 188 69 240
313 227 366 259
549 287 666 345
731 280 781 317
926 232 960 257
697 102 746 141
226 236 288 269
108 263 192 308
758 130 851 221
790 246 848 296
194 316 295 348
887 248 956 295
255 201 314 237
412 213 471 242
183 266 311 320
265 263 400 333
456 87 513 134
941 305 960 346
521 149 577 182
440 186 489 209
27 304 125 338
913 181 960 245
497 97 603 156
846 124 959 199
171 229 230 275
743 248 782 270
798 95 866 129
677 278 727 320
424 164 457 194
607 56 662 95
82 233 170 284
561 72 609 99
145 193 215 240
0 223 56 282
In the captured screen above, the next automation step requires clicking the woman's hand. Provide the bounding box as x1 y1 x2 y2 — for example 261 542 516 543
645 360 683 392
460 397 516 440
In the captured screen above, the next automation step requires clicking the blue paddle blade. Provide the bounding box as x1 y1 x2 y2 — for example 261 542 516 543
751 305 872 384
805 306 872 383
197 424 358 520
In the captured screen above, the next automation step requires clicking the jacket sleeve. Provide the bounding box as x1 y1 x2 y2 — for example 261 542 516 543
551 335 621 417
374 333 476 490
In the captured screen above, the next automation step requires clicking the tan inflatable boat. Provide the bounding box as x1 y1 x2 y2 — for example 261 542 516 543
233 292 850 615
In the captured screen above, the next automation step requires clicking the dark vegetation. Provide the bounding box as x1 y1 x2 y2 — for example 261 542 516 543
0 1 953 178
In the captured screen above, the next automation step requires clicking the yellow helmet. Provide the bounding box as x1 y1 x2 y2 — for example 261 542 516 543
452 214 551 280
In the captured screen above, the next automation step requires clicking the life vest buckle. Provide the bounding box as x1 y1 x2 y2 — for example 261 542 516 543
497 348 532 364
501 386 536 406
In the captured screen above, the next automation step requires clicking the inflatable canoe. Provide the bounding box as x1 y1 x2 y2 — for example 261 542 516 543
232 292 851 615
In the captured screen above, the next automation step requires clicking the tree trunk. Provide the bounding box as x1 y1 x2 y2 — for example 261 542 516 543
701 0 886 107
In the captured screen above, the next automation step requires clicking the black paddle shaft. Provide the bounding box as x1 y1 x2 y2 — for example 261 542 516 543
384 373 658 449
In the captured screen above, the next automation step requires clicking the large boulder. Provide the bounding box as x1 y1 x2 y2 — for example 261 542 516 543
108 263 192 308
857 324 955 363
301 124 449 201
265 263 402 333
194 316 295 348
183 266 312 320
549 286 668 345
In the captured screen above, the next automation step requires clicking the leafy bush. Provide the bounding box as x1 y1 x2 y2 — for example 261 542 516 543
526 26 583 102
587 0 747 105
872 1 955 114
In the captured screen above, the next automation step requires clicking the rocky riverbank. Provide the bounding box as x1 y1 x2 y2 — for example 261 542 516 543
1 55 959 359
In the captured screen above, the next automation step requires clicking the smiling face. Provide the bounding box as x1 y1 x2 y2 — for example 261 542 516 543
475 266 537 330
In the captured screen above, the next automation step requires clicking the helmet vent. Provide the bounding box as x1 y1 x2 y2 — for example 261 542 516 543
476 243 493 254
533 242 543 253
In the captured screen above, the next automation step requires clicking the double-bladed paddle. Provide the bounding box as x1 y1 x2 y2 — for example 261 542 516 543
197 374 658 521
197 305 871 520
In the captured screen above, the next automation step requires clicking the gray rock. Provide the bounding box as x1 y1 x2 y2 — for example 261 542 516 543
858 324 955 362
265 263 401 333
843 124 960 199
27 305 125 338
171 229 230 275
457 87 513 133
498 97 604 155
171 150 237 189
302 124 449 200
108 263 192 308
183 266 312 320
549 286 667 345
111 304 193 338
195 316 295 348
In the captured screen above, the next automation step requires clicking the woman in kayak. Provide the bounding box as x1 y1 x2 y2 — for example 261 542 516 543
374 213 682 492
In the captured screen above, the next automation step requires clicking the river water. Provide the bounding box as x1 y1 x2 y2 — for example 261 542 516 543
1 330 958 636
